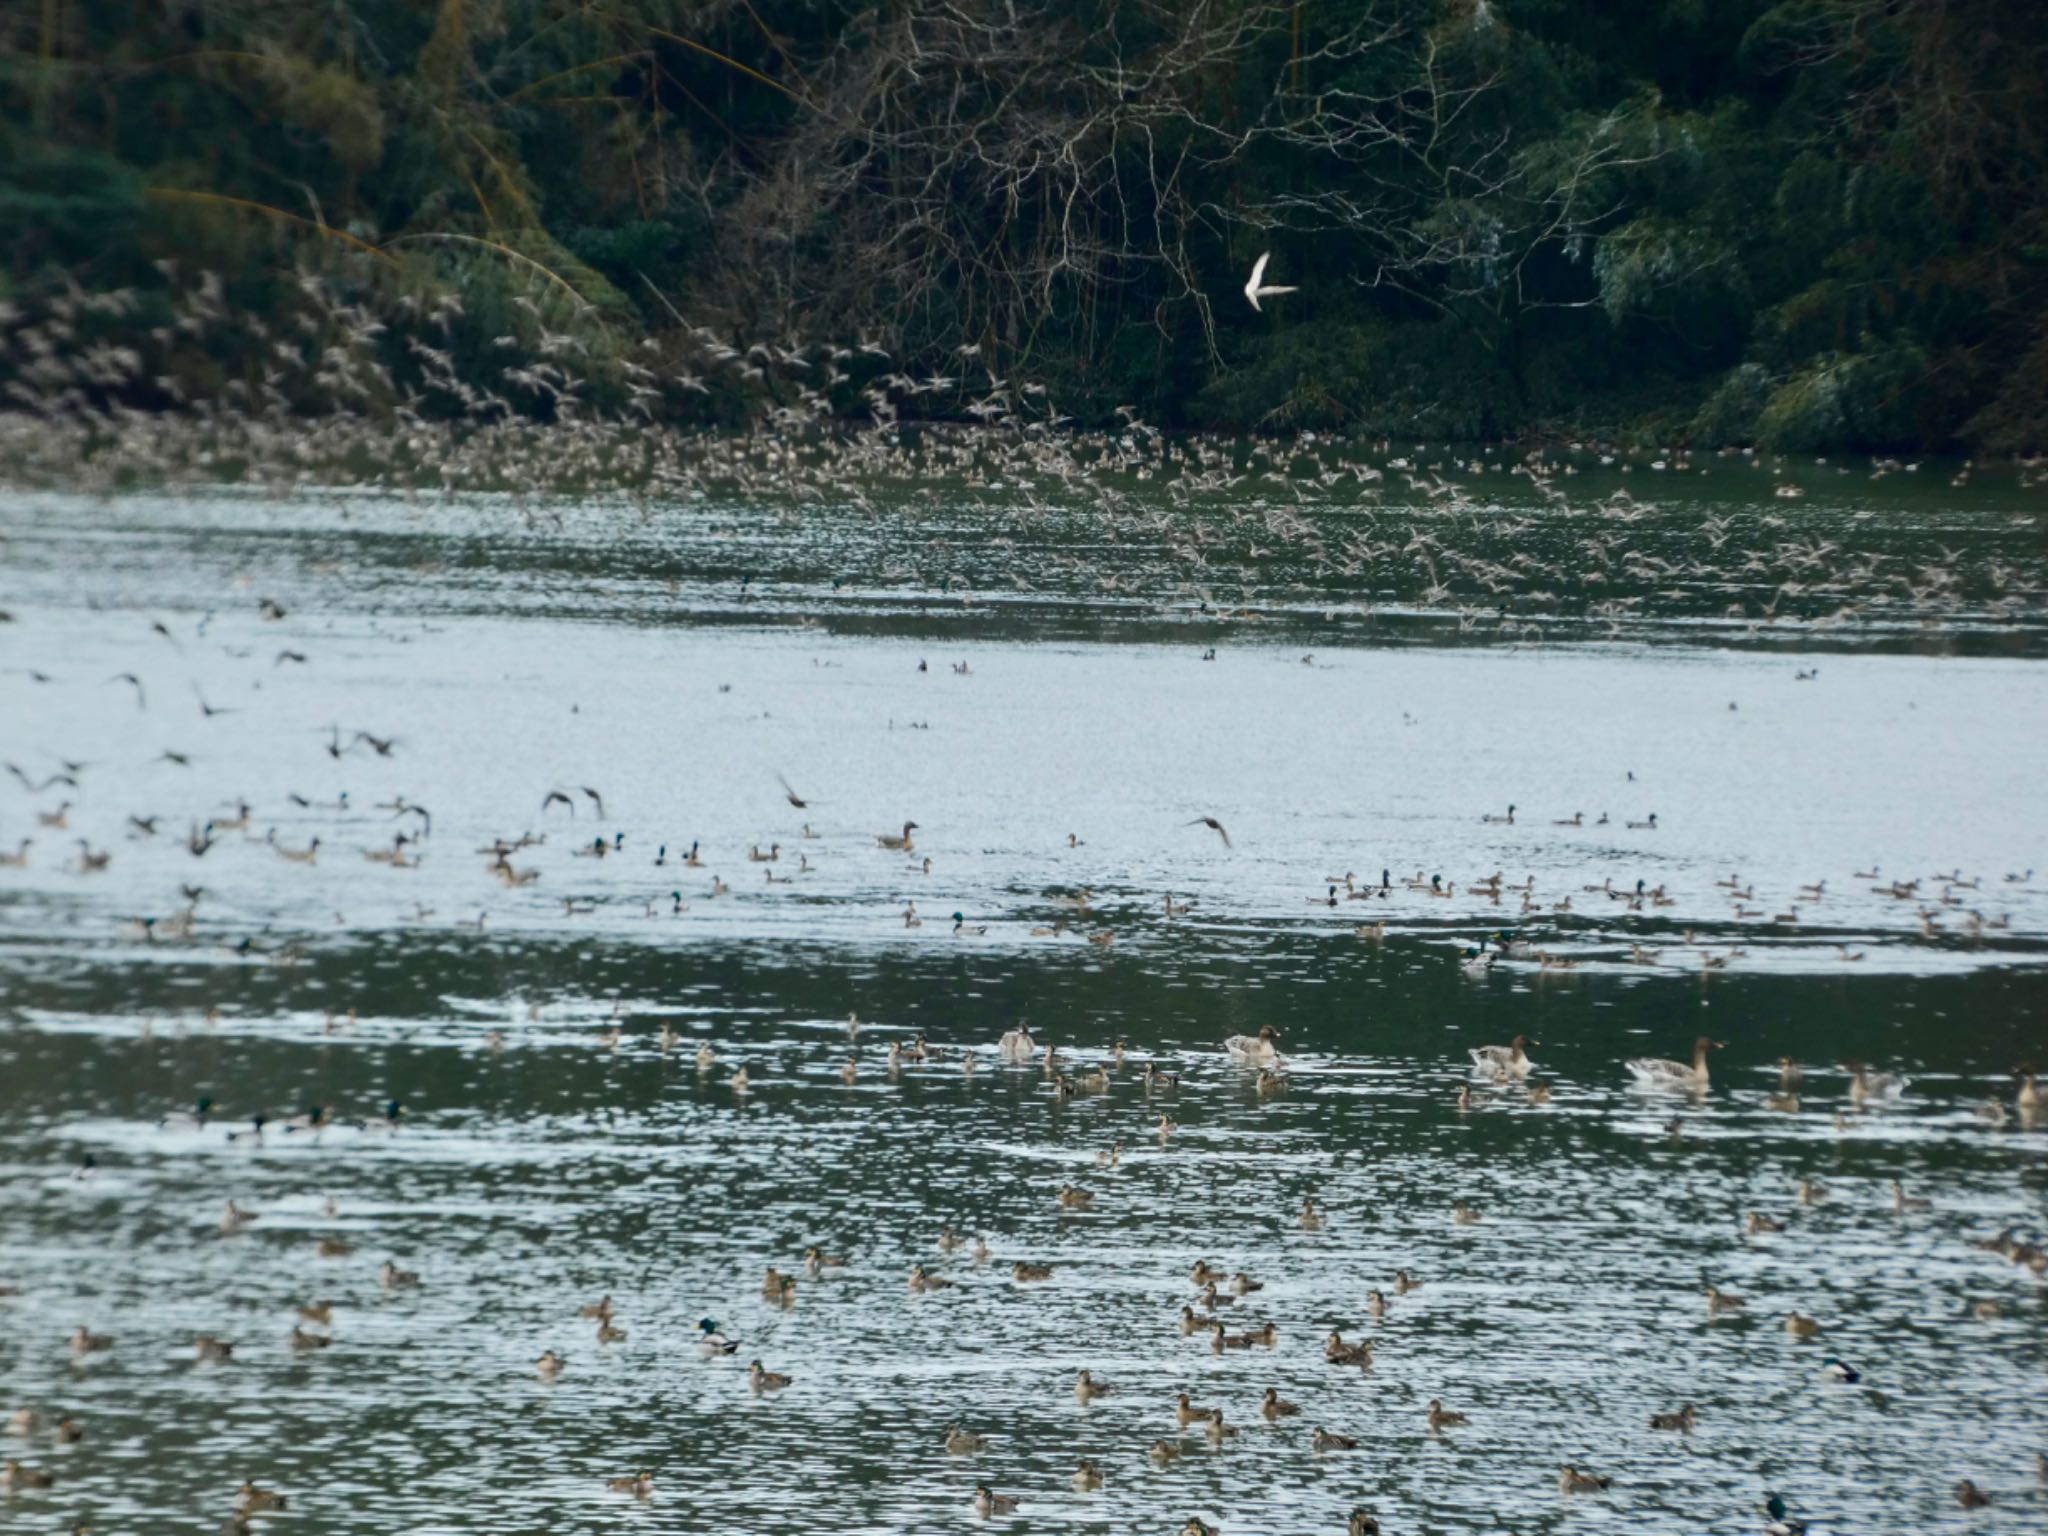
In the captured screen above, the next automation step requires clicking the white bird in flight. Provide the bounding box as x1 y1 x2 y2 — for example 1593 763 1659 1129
1243 252 1297 312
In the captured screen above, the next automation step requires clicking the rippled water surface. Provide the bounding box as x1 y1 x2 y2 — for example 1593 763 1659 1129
2 463 2046 1535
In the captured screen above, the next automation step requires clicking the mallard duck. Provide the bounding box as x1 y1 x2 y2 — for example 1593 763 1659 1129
1060 1459 1101 1492
695 1042 717 1073
1178 1305 1214 1335
1459 947 1494 977
1706 1285 1746 1317
52 1418 82 1444
748 1360 791 1392
1348 1511 1382 1536
1299 1198 1325 1231
67 1327 110 1355
1243 1321 1277 1347
379 1260 419 1289
973 1484 1019 1516
1955 1479 1991 1508
1762 1491 1808 1535
532 1349 564 1381
1190 1259 1223 1286
1204 1407 1240 1445
1746 1212 1784 1235
2018 1071 2041 1115
944 1424 988 1454
1210 1323 1252 1352
1366 1289 1388 1317
804 1246 845 1277
1176 1391 1213 1427
578 1295 614 1321
1075 1369 1111 1403
5 1408 40 1435
1469 1035 1537 1076
1157 1113 1178 1140
1058 1184 1094 1210
596 1319 627 1344
1230 1271 1263 1295
1526 1082 1553 1105
1844 1059 1908 1104
1394 1268 1422 1294
316 1236 352 1259
1261 1387 1301 1419
1325 1331 1373 1367
1627 1037 1721 1091
1784 1312 1821 1338
1181 1520 1219 1536
760 1266 788 1300
1764 1090 1801 1114
1452 1204 1481 1226
607 1471 654 1497
1013 1261 1054 1283
908 1264 953 1293
1094 1142 1123 1169
1649 1403 1696 1431
1797 1177 1826 1205
1223 1025 1284 1066
1312 1426 1360 1451
1148 1439 1183 1465
996 1025 1036 1063
1426 1399 1468 1431
1559 1465 1612 1493
671 1321 726 1362
287 1326 330 1353
1254 1067 1285 1098
1819 1356 1860 1382
1890 1180 1931 1213
236 1481 288 1512
2 1460 55 1489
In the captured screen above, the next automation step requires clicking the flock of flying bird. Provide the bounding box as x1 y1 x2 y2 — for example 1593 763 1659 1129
4 268 2046 1531
4 268 2047 667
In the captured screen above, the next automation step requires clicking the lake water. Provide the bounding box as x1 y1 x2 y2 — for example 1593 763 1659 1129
2 448 2045 1534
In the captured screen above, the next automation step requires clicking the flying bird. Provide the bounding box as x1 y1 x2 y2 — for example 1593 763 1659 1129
108 672 147 710
542 790 576 816
1188 816 1232 848
1243 252 1297 312
777 774 809 810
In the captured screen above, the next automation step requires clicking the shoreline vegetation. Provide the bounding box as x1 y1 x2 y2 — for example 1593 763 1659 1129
4 1 2045 456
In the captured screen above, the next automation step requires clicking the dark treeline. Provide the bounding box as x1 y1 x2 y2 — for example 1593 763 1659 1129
3 0 2044 450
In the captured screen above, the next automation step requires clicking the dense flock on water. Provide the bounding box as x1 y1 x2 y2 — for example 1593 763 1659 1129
6 276 2048 1535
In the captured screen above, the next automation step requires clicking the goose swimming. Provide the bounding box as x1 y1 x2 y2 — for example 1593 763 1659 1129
1469 1034 1537 1077
1627 1037 1721 1092
1223 1024 1283 1066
